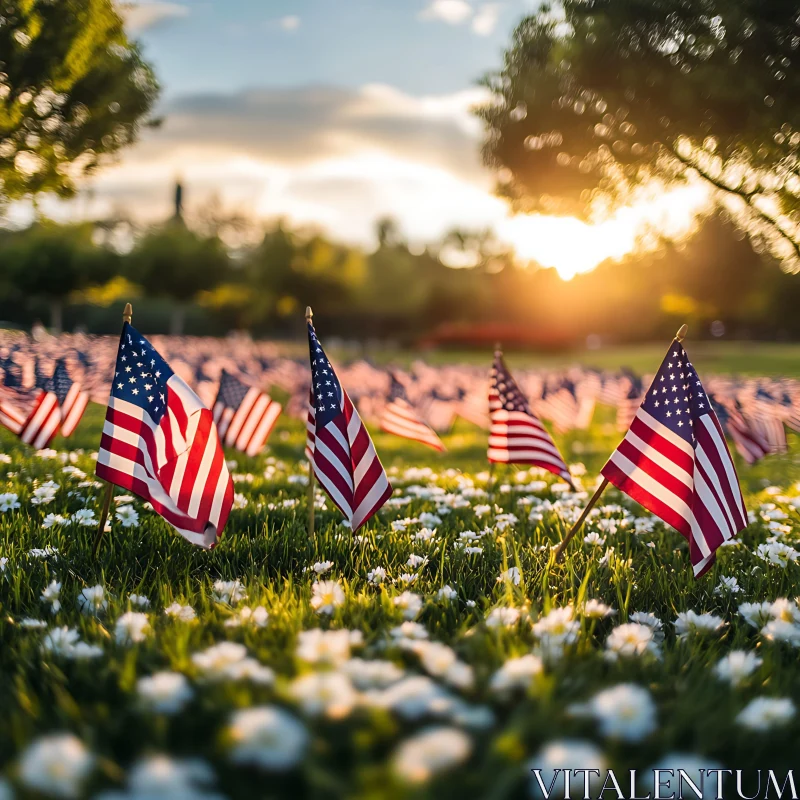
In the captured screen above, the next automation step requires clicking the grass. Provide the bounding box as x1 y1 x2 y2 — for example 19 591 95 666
1 392 800 798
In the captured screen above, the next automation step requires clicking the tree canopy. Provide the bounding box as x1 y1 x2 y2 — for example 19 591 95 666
477 0 800 269
0 0 159 203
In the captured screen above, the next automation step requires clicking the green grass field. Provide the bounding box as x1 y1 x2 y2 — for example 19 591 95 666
2 370 800 798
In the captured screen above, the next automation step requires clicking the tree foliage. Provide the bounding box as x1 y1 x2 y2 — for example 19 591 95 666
0 0 159 202
477 0 800 269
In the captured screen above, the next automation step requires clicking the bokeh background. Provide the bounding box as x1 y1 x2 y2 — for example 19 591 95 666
3 1 800 351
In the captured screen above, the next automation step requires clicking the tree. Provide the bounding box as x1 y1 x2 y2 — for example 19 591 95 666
0 0 158 203
0 220 115 331
126 223 230 335
477 1 800 270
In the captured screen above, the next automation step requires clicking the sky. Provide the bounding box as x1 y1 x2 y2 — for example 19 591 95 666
33 0 707 278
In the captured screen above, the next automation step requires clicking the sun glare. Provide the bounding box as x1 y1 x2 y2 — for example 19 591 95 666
498 184 709 280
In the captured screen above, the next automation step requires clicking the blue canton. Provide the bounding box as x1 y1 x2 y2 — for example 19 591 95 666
111 322 174 424
218 370 250 409
308 323 342 426
51 360 75 405
492 356 532 414
643 342 710 445
388 372 408 403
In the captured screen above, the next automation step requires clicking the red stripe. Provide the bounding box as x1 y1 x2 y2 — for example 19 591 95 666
629 415 694 474
616 437 693 505
601 459 692 539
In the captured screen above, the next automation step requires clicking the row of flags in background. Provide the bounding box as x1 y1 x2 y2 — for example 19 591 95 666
0 324 795 576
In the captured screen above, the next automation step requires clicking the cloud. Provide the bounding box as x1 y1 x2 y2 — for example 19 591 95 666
419 0 473 25
279 15 301 31
45 83 498 247
120 1 190 33
472 3 501 35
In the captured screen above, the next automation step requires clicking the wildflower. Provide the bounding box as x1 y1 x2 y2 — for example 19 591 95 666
41 580 62 613
310 580 345 615
485 607 521 628
17 733 94 798
137 672 194 714
289 671 358 718
714 651 763 686
761 619 800 646
228 706 308 770
715 576 742 595
342 658 405 689
115 504 140 527
20 618 48 629
390 621 429 640
128 593 150 609
232 493 248 509
0 492 20 511
295 629 355 665
674 610 726 637
31 482 59 505
584 531 606 546
581 599 616 619
118 755 217 798
42 513 68 528
225 606 269 629
605 623 660 660
586 684 658 741
437 585 457 602
115 612 151 644
367 566 387 585
77 585 107 617
307 560 333 575
164 602 197 622
738 602 774 629
393 591 423 620
407 553 428 569
756 541 799 567
192 642 273 685
489 654 544 694
736 697 796 731
212 579 248 605
71 508 97 527
527 740 606 800
391 727 471 784
497 567 521 585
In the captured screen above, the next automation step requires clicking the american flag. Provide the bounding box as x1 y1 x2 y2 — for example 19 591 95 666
0 358 87 447
50 359 90 438
96 323 234 548
710 395 769 466
419 389 458 433
380 372 445 451
539 378 579 433
601 340 747 577
488 349 573 484
616 374 644 431
212 369 282 457
306 320 392 530
746 387 787 454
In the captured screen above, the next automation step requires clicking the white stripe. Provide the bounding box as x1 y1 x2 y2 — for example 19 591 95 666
225 388 259 447
61 392 89 436
700 416 745 515
234 393 269 451
21 393 57 445
351 468 390 530
621 426 693 488
188 423 218 518
313 435 355 493
635 408 695 457
246 402 281 457
313 464 354 521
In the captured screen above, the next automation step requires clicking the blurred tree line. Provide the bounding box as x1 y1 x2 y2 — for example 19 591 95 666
0 208 799 347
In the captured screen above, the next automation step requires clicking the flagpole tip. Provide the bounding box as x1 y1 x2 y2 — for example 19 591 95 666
494 341 502 354
123 303 133 323
305 306 313 322
675 324 688 342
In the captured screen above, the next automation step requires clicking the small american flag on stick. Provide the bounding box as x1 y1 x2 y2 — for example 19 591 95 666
212 369 282 457
380 372 445 451
306 313 392 531
600 332 747 577
489 348 573 485
96 321 234 548
0 358 88 448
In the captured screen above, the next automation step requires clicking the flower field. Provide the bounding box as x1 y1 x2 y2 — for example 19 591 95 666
1 400 800 799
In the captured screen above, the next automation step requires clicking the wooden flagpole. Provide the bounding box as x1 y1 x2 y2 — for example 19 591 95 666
92 302 133 558
306 305 316 540
553 323 688 562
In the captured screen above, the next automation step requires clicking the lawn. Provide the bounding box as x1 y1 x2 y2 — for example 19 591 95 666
1 363 800 799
